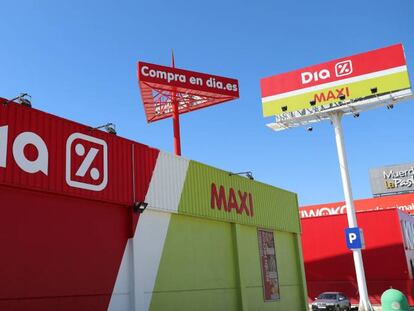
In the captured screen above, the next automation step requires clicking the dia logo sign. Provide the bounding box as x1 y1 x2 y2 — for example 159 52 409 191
0 125 49 175
301 59 353 84
0 125 108 192
66 133 108 191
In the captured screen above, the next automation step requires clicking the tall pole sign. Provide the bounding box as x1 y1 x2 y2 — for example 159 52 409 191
260 44 413 311
171 52 181 155
137 55 239 156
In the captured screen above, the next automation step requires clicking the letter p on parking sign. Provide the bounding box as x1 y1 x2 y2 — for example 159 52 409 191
345 227 365 250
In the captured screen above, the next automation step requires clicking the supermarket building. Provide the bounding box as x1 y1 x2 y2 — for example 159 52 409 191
0 100 308 311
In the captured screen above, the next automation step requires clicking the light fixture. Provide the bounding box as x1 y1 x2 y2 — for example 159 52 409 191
281 106 288 112
91 123 117 135
387 104 394 110
353 113 360 118
4 93 32 107
309 100 316 106
307 126 313 132
370 87 378 94
229 171 254 180
133 201 148 214
338 94 346 101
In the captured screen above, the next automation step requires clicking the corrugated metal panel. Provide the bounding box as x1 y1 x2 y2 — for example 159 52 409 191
177 160 300 233
0 101 300 233
144 151 189 213
0 102 135 205
133 143 160 203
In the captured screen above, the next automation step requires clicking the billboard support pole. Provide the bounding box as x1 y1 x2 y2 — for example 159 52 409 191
171 51 181 156
330 112 373 311
172 92 181 156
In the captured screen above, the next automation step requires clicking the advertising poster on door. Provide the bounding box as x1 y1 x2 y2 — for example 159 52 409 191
258 229 280 301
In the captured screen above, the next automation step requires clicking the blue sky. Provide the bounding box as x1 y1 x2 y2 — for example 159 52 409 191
1 0 413 206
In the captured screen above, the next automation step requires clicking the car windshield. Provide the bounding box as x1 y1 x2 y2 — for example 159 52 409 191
318 293 337 300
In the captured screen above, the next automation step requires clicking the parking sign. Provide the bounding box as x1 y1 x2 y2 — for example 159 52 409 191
345 227 365 250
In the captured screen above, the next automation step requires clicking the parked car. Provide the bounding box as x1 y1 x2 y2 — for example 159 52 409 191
311 292 351 311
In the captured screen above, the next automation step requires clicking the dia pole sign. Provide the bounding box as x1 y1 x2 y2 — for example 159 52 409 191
138 62 239 123
137 58 239 155
259 44 414 311
261 44 411 117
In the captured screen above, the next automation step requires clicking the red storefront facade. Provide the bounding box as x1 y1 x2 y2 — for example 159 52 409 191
0 99 308 311
301 199 414 305
0 99 158 310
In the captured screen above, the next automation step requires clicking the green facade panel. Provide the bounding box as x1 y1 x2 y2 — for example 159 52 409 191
237 225 307 311
149 214 241 311
150 214 307 310
149 290 241 311
178 161 301 233
147 156 307 310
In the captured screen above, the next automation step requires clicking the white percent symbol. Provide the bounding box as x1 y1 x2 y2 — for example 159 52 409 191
66 133 108 191
335 60 353 77
74 143 100 180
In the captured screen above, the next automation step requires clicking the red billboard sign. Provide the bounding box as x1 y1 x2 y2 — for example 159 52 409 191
138 61 239 122
0 99 159 205
262 44 406 96
300 192 414 219
261 44 411 117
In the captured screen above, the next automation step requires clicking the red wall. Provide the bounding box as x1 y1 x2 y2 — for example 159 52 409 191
0 185 131 310
0 101 161 310
301 209 412 305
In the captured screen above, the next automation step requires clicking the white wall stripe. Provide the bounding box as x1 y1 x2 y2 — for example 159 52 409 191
130 210 172 311
108 152 190 311
262 65 407 103
107 240 133 311
145 152 190 213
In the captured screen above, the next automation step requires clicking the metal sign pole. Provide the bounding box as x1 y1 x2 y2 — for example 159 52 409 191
172 94 181 156
171 51 181 156
330 112 373 311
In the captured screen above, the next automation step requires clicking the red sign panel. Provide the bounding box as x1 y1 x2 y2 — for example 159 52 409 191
261 44 406 98
258 229 280 301
137 62 239 122
0 100 159 206
300 192 414 219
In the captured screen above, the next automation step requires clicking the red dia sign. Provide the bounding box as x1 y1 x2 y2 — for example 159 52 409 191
0 99 152 205
261 44 410 116
137 61 239 123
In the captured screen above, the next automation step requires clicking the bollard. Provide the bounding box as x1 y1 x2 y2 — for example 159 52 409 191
381 288 409 311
